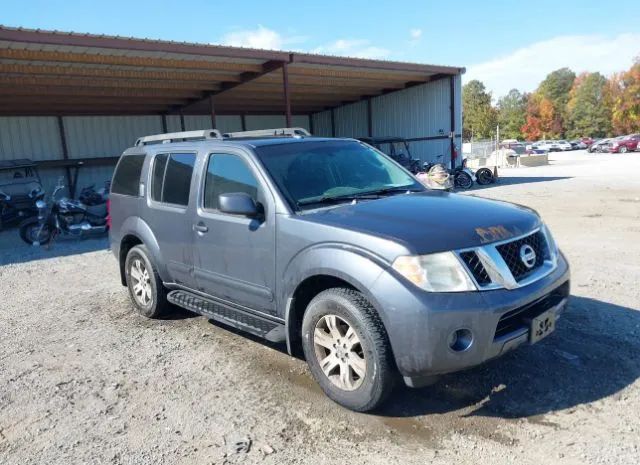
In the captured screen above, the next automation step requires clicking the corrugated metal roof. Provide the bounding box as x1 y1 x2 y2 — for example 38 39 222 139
0 25 464 117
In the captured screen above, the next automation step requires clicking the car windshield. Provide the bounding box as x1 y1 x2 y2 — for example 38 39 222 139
254 140 424 210
511 144 526 154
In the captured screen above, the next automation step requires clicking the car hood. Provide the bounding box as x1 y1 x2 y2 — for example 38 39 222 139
300 191 541 254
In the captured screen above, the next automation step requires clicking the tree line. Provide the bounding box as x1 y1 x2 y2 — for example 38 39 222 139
462 58 640 141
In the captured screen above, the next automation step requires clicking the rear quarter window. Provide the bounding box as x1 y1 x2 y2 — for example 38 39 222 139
111 155 145 196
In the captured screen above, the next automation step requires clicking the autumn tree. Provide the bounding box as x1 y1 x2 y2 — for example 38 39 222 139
462 80 497 140
609 59 640 134
566 72 612 138
537 67 576 137
497 89 527 139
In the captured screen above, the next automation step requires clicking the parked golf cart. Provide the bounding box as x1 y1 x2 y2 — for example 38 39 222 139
0 159 44 230
358 136 422 173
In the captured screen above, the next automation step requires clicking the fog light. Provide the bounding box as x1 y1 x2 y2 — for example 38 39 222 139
448 329 473 352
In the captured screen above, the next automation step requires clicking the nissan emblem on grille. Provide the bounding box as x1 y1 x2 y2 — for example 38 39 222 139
519 244 537 269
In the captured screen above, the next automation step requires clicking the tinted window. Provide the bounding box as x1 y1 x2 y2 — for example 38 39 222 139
204 154 258 210
151 154 168 202
111 155 145 196
255 140 422 209
161 153 196 206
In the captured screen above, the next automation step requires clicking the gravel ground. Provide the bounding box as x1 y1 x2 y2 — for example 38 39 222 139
1 150 639 465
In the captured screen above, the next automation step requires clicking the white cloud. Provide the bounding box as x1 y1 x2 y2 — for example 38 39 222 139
312 39 390 59
466 33 640 99
410 28 423 40
220 25 305 50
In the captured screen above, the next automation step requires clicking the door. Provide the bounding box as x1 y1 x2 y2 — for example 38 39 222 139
192 150 276 315
146 152 197 288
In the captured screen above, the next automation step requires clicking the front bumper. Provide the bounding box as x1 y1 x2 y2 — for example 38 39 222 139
369 252 570 386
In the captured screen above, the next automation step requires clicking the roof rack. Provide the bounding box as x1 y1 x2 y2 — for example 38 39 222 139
223 127 311 139
135 129 222 146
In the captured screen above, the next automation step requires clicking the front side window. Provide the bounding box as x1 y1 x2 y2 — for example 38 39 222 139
112 155 145 196
150 153 195 206
254 140 423 209
204 153 258 210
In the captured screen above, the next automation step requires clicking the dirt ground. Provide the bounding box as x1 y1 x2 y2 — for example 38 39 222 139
1 151 639 465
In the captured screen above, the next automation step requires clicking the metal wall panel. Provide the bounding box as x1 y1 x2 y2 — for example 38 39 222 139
0 117 62 161
311 110 332 137
334 101 368 138
64 116 163 157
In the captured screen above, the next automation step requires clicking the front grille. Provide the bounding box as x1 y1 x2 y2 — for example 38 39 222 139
494 281 569 339
459 251 491 285
495 231 547 281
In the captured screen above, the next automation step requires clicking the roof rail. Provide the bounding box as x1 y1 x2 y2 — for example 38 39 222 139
135 129 222 146
223 127 311 139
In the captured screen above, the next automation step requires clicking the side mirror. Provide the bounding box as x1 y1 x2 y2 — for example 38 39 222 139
218 192 259 217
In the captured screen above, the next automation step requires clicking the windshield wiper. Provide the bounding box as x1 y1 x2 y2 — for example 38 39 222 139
297 186 421 207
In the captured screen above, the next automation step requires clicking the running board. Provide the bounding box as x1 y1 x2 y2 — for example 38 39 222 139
167 290 285 343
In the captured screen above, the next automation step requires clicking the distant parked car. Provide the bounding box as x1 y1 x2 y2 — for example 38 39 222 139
535 140 563 152
555 140 572 151
588 138 610 153
580 137 594 147
569 140 587 150
608 134 640 153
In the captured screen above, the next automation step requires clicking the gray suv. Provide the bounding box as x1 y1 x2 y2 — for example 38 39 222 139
109 128 570 412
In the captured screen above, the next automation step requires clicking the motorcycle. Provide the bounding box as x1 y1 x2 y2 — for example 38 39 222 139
419 155 475 190
19 179 109 246
462 158 495 185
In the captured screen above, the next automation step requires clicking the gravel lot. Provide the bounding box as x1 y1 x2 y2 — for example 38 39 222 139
1 150 639 465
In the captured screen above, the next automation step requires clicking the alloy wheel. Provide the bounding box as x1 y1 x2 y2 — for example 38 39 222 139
130 258 152 306
313 314 367 391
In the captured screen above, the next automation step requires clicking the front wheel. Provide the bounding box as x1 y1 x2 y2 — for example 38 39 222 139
619 146 628 153
454 171 473 189
301 288 396 412
125 244 172 318
19 218 53 245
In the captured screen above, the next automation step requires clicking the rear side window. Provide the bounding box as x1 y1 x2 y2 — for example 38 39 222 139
150 153 196 206
111 155 145 196
204 153 258 210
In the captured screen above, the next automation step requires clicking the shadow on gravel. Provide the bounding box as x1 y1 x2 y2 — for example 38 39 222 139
466 176 572 191
378 295 640 420
0 227 109 266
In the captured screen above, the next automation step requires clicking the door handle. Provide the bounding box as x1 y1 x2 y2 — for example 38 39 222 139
193 223 209 233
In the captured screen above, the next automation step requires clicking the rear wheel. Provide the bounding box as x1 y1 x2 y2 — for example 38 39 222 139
301 288 395 412
125 245 171 318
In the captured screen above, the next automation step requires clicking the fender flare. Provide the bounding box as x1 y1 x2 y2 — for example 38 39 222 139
119 217 170 283
281 243 391 354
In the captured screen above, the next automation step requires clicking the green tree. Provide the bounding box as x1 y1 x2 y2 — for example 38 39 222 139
497 89 527 139
538 67 576 137
566 72 612 138
462 80 497 140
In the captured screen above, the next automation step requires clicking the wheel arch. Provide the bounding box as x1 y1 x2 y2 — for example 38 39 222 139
117 218 167 286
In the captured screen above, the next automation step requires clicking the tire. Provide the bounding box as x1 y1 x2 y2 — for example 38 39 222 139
454 171 473 189
301 288 396 412
619 146 628 153
19 217 53 245
475 168 494 185
124 244 171 318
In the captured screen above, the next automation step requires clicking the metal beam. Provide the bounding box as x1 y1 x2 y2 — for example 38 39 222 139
367 98 373 137
330 108 336 137
56 116 75 198
282 63 292 127
210 97 218 129
174 60 286 114
449 75 457 170
161 115 168 133
241 114 247 131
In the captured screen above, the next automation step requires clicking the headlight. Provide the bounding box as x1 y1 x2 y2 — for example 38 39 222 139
35 200 46 209
392 252 476 292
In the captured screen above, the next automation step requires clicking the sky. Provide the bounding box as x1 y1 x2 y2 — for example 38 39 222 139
2 0 639 99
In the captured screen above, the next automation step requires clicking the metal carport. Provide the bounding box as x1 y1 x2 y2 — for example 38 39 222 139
0 25 464 195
